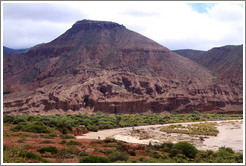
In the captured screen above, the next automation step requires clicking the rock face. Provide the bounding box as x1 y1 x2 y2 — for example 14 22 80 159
3 20 243 114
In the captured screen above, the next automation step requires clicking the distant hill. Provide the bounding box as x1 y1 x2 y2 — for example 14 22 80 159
173 49 205 60
174 45 243 85
3 46 28 55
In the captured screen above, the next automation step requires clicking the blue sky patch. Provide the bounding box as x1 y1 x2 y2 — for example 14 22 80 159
188 3 216 13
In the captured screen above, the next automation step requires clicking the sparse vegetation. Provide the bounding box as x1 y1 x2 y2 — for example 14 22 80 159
25 152 49 163
3 145 27 163
160 122 219 136
39 140 54 144
79 155 110 163
108 151 130 162
37 146 58 154
66 140 82 145
3 113 243 163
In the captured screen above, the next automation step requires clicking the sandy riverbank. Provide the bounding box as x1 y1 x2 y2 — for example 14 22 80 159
76 119 243 152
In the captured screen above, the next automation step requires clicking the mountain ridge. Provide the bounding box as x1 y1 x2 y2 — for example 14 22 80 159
174 44 243 85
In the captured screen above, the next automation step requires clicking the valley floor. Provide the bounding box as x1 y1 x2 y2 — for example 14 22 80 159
2 113 244 163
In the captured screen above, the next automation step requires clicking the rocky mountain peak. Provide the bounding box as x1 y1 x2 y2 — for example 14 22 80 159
72 19 125 30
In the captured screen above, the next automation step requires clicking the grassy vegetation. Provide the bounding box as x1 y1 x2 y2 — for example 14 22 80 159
160 122 219 136
3 113 242 135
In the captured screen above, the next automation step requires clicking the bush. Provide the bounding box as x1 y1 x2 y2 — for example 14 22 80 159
25 151 39 160
40 134 55 139
59 140 66 144
56 120 72 134
108 151 130 162
173 142 198 158
173 153 189 163
192 110 200 114
48 133 57 137
157 142 174 152
104 137 117 143
87 125 99 132
37 146 58 154
116 142 129 151
3 145 27 163
39 140 54 144
60 134 75 139
3 115 15 123
57 148 75 159
79 155 110 163
78 151 89 157
127 149 136 156
66 140 82 145
25 152 49 163
11 121 50 133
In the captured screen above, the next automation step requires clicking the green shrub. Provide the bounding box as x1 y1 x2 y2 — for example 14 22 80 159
25 152 49 163
59 140 66 144
87 125 99 132
3 145 27 163
11 121 50 133
127 149 136 156
173 153 189 163
13 118 26 124
66 140 82 145
78 151 89 157
157 142 174 152
40 134 55 139
104 137 117 143
48 133 57 137
39 140 54 144
17 137 26 143
37 146 58 154
192 110 200 114
173 142 198 158
79 155 110 163
3 115 15 123
60 134 75 139
108 151 130 162
139 156 144 161
57 148 75 159
26 121 50 133
25 151 39 160
116 142 129 151
56 120 72 134
95 148 106 153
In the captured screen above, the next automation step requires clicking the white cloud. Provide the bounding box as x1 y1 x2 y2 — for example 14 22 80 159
2 1 244 50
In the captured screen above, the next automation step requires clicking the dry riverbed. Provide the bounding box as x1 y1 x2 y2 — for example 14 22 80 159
76 120 243 153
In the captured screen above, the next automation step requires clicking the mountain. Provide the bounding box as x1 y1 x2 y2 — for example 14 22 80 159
174 45 243 85
3 20 242 115
3 46 28 55
173 49 205 60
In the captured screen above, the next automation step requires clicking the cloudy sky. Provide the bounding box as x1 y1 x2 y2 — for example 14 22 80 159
2 1 245 50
